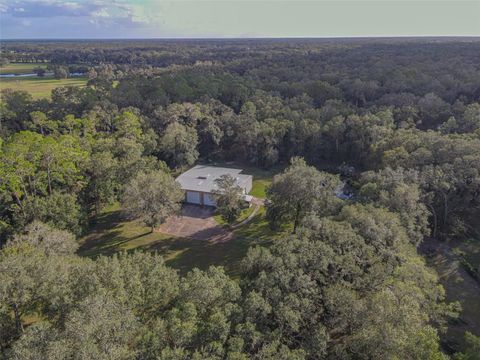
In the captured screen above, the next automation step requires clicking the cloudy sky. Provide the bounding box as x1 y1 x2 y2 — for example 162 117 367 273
1 0 479 39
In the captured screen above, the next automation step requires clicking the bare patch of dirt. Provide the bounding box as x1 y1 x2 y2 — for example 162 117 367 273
157 205 234 243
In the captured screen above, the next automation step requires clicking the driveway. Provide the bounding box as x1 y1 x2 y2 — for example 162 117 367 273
157 205 234 243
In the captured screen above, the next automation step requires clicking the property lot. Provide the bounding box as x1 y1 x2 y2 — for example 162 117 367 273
157 205 234 243
78 166 282 275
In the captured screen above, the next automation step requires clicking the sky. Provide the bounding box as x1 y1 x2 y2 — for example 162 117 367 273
1 0 479 39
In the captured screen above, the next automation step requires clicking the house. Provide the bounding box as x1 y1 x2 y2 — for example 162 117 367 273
176 165 253 207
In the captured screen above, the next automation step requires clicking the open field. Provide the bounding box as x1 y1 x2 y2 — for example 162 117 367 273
0 76 88 99
0 62 48 74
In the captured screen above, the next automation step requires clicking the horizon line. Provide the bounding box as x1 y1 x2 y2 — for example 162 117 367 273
2 35 480 41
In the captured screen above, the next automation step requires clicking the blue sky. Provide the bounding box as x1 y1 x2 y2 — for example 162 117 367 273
1 0 479 39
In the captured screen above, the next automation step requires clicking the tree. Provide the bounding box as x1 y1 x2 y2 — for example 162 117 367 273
10 295 138 360
16 191 83 234
454 332 480 360
158 122 199 168
358 167 430 245
32 66 46 77
240 207 455 359
212 174 244 224
121 170 183 232
266 157 341 232
28 111 57 135
52 66 69 79
86 151 118 216
9 221 78 256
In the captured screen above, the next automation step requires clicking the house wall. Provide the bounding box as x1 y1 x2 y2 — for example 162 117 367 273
185 190 216 207
186 191 201 205
183 174 253 207
244 176 253 194
204 193 216 206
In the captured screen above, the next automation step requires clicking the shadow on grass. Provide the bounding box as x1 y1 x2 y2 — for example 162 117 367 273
421 237 480 353
79 205 284 276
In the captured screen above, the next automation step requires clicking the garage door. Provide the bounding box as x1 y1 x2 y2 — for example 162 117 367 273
204 193 216 207
186 191 201 204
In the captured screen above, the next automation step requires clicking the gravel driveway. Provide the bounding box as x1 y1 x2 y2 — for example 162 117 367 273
157 205 234 243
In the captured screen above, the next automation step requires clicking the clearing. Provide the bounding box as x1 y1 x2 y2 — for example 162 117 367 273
79 203 280 276
0 62 48 75
157 205 234 243
79 165 286 275
0 76 88 99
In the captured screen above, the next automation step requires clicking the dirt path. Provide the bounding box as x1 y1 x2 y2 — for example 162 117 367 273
420 238 480 351
232 198 262 229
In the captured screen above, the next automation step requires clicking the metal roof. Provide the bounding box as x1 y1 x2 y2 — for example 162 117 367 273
176 165 252 193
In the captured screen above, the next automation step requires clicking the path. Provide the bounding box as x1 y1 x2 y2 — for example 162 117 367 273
420 238 480 351
232 197 264 229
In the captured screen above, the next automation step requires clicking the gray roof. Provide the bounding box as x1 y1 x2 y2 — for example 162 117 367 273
176 165 252 193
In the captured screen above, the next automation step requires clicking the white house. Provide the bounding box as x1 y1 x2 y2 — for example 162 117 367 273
176 165 253 207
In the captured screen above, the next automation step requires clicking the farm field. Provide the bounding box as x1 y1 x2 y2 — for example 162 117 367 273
0 62 48 74
0 76 88 99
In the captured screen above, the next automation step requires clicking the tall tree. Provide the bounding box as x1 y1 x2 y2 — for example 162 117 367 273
266 157 341 232
121 170 183 232
212 174 244 224
158 122 199 168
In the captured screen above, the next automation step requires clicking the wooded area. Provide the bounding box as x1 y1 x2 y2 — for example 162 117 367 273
1 38 479 359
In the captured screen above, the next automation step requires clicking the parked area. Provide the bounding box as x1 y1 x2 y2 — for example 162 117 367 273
157 205 234 243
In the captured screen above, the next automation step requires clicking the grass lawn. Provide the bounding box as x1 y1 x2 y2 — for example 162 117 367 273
0 76 88 99
0 62 48 75
246 164 283 198
79 203 286 276
214 205 256 226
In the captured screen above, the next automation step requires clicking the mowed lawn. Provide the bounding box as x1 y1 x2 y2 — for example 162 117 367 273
0 62 48 74
0 76 88 99
79 204 283 276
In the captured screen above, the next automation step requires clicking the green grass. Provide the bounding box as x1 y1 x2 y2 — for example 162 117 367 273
0 62 48 75
79 165 286 276
214 205 256 226
251 179 270 198
245 164 283 199
79 203 286 276
0 76 88 99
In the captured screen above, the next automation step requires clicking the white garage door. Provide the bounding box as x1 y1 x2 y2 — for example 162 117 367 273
186 191 201 204
204 193 216 207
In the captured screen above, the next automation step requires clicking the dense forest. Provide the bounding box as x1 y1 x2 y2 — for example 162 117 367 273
1 38 480 359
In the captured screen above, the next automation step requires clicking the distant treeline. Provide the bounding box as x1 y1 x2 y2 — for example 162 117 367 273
1 38 480 358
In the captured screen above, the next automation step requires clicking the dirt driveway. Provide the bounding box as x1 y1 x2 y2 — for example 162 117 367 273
157 205 234 243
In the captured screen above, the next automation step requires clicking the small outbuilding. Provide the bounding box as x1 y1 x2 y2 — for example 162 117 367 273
176 165 253 207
